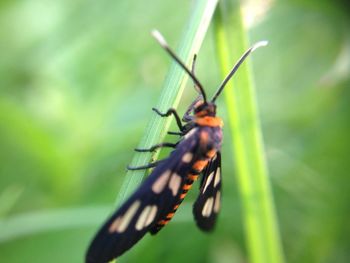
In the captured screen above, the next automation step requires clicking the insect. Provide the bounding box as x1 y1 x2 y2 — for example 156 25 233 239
86 30 267 263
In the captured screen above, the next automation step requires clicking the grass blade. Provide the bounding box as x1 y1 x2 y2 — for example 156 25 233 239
213 1 285 263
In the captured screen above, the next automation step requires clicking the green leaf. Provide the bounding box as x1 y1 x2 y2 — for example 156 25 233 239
213 1 285 263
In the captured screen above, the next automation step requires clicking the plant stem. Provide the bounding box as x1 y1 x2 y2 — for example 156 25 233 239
213 1 285 263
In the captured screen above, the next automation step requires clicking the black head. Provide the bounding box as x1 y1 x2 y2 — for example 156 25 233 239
193 100 217 117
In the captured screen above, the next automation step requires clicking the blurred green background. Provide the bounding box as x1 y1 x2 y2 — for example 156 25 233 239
0 0 349 262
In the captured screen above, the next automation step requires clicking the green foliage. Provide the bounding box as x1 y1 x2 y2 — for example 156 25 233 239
0 0 349 263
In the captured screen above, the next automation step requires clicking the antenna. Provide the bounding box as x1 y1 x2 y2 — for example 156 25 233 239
211 40 268 102
151 30 207 102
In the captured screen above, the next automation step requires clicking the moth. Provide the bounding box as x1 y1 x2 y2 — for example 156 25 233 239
86 30 267 263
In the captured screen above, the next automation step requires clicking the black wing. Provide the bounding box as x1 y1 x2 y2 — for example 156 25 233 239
86 129 200 263
193 152 222 231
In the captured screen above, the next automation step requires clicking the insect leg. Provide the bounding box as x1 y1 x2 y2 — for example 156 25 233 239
134 142 177 152
152 107 184 131
126 161 161 171
167 131 183 136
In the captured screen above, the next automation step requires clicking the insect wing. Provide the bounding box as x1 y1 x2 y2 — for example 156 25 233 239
86 187 159 263
86 130 199 263
193 152 222 231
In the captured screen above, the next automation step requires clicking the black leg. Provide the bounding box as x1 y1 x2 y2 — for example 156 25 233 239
135 142 177 152
127 161 161 171
168 131 183 136
152 107 184 131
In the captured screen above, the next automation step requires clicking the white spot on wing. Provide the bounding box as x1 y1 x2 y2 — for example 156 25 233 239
145 206 158 226
135 205 158 230
135 206 151 230
108 216 122 233
152 170 171 193
214 168 221 187
182 152 193 163
202 197 214 217
214 191 221 213
203 172 214 193
116 200 141 233
169 173 182 196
